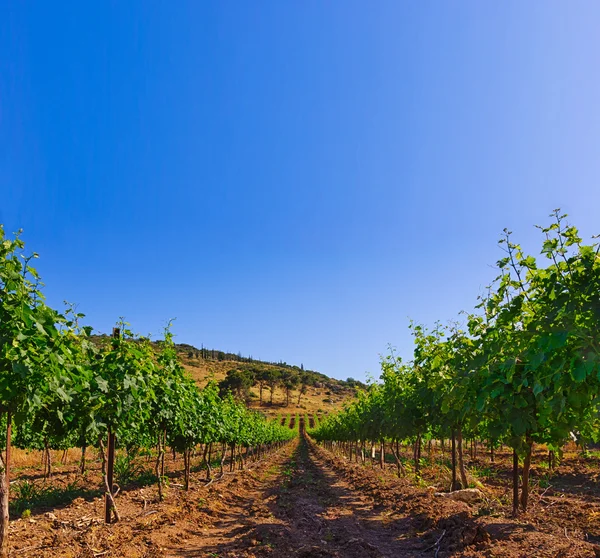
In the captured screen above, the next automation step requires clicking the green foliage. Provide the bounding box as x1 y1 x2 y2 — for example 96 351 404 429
0 226 69 423
219 368 254 400
0 225 295 472
313 210 600 476
114 450 147 486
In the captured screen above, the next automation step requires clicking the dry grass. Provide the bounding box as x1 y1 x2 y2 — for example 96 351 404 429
11 447 84 470
181 357 353 419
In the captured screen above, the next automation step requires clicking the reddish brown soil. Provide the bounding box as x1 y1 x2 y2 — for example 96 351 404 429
314 443 599 557
403 443 600 549
162 436 425 557
6 439 600 557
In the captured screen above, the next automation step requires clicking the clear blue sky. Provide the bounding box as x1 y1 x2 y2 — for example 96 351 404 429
2 2 600 381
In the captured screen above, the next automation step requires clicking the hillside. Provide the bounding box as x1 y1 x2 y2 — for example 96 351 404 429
90 334 359 418
175 343 359 418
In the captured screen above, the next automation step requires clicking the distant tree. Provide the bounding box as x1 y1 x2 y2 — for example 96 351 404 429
281 370 299 407
254 367 271 407
218 368 253 400
297 383 308 406
301 372 316 387
263 369 281 405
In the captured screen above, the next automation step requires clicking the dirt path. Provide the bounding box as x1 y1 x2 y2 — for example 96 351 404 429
165 436 421 557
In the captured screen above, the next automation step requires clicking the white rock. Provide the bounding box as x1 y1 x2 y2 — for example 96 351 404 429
434 488 484 504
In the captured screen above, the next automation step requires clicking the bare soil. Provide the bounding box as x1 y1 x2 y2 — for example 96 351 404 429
6 438 600 557
313 442 599 557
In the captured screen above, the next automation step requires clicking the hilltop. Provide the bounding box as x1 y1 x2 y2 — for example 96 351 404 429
91 335 361 418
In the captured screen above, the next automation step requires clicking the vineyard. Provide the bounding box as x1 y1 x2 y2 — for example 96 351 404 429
2 212 600 557
276 413 324 432
0 227 295 557
312 212 600 510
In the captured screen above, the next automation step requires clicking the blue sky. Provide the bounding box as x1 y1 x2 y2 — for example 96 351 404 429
2 2 600 381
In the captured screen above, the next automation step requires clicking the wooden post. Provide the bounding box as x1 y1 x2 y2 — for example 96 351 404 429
105 426 116 523
105 327 119 523
451 431 457 491
512 449 519 517
5 412 11 487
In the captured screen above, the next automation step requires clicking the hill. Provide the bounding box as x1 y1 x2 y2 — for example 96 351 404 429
91 334 361 418
176 343 360 418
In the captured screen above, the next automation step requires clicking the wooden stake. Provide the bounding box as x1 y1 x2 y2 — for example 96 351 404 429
105 327 119 523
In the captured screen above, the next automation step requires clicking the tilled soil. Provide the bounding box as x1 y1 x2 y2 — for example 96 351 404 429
164 437 599 557
311 443 598 558
7 437 600 557
174 436 424 557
